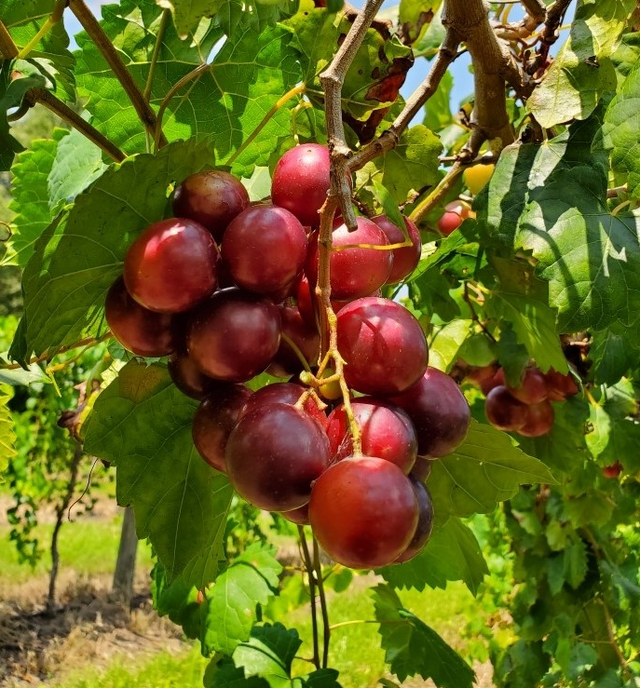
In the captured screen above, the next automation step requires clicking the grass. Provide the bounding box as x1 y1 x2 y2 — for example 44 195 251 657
53 646 210 688
0 512 154 584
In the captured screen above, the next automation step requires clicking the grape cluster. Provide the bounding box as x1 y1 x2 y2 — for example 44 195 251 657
105 143 473 569
467 363 578 437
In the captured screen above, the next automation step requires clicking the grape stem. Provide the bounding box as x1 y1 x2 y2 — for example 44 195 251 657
298 526 320 670
16 0 66 60
0 333 112 371
312 536 331 668
143 9 171 103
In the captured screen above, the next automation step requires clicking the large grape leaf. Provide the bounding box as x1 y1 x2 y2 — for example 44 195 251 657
75 0 299 176
372 584 475 688
233 623 301 688
428 420 556 520
485 257 567 374
2 131 63 268
0 384 17 482
83 361 233 588
156 0 228 38
2 0 76 101
9 137 214 362
378 516 488 596
603 60 640 201
202 543 283 656
477 116 640 332
528 0 635 128
47 128 107 209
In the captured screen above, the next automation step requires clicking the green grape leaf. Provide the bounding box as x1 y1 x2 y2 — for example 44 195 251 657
3 0 76 101
564 538 588 590
428 419 557 520
603 60 640 200
233 623 302 688
378 516 488 596
590 326 639 385
47 128 107 209
0 69 47 172
83 361 233 588
478 117 640 332
372 125 443 205
372 584 475 688
428 319 474 373
75 0 298 175
563 492 614 527
486 257 566 374
203 543 283 656
0 357 52 386
2 131 62 268
585 404 611 460
528 0 635 128
10 138 214 362
0 384 17 481
156 0 227 38
151 561 205 641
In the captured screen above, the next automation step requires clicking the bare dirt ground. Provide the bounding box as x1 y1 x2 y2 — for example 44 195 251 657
0 570 187 687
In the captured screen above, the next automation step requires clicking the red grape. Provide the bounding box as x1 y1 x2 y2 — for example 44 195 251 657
371 214 421 284
603 462 623 479
222 206 307 297
544 368 579 401
105 277 176 357
336 297 428 396
187 288 281 382
517 399 554 437
306 218 393 301
280 503 310 525
309 455 418 568
395 476 434 563
485 385 528 431
391 367 471 457
326 398 417 473
507 367 548 404
226 402 330 511
192 384 253 472
172 170 249 241
123 218 219 313
271 144 331 226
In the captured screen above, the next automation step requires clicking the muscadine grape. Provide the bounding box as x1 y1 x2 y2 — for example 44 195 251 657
395 476 434 563
226 402 330 511
507 367 548 405
309 455 419 569
306 219 393 301
371 214 421 284
271 144 331 226
105 277 176 357
517 399 554 437
222 206 307 297
124 218 219 313
336 297 428 396
485 385 528 431
187 288 281 382
326 398 417 473
544 368 579 401
192 384 253 472
391 367 471 457
172 170 249 241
